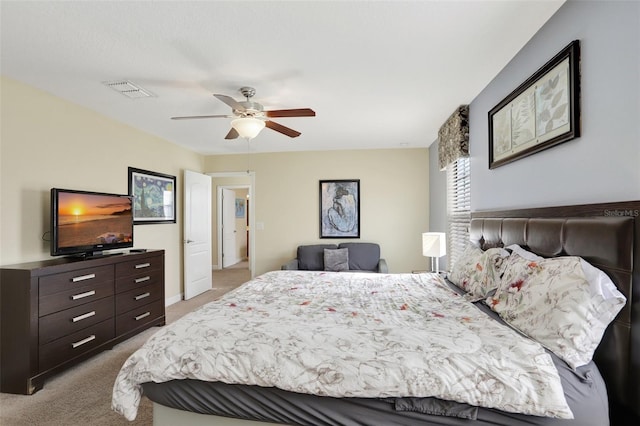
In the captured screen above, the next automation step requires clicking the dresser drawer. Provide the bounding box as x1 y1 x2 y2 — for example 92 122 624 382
39 280 114 317
39 296 114 345
115 268 163 293
39 319 114 372
116 282 162 315
39 265 114 296
116 299 164 336
115 256 162 280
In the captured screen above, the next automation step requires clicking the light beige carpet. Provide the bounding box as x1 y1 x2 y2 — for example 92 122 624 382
0 266 251 426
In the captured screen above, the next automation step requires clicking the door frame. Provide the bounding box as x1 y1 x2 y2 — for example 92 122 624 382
208 171 255 278
219 185 247 268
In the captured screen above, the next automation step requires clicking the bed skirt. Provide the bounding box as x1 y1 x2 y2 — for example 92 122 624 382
153 403 282 426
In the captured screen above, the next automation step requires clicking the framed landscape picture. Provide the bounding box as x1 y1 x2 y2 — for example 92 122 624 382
128 167 176 224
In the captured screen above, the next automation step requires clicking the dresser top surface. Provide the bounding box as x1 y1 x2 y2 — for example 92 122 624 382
1 249 164 276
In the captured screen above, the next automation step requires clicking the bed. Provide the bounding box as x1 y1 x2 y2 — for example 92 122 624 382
112 200 639 425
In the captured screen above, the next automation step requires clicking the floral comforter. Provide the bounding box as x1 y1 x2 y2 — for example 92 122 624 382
112 271 573 421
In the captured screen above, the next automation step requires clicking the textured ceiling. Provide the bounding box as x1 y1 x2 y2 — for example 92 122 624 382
0 1 564 155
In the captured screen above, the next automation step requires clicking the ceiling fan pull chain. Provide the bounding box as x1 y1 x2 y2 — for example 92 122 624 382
246 138 251 174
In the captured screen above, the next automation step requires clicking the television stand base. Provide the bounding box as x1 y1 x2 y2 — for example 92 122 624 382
71 251 124 260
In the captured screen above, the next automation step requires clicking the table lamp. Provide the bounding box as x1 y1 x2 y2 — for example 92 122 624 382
422 232 446 273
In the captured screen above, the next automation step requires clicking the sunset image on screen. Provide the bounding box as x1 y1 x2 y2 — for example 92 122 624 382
57 192 132 247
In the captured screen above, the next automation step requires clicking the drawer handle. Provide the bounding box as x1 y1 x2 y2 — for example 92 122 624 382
71 290 96 300
71 334 96 349
135 276 151 283
71 273 96 283
135 263 151 269
72 311 96 323
135 312 151 321
134 292 151 301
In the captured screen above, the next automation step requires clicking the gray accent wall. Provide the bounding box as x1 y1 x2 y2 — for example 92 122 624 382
429 139 448 270
429 0 639 265
470 0 639 211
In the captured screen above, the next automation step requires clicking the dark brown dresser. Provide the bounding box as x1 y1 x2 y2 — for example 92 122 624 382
0 249 165 394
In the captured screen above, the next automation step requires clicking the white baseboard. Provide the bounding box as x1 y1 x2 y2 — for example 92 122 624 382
165 293 182 307
166 265 218 307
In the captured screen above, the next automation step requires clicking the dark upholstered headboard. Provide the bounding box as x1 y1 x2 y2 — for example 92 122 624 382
470 201 639 418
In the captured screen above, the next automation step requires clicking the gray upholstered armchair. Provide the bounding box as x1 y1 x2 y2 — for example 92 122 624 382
281 242 388 273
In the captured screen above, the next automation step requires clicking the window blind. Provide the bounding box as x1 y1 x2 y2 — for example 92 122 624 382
446 157 470 270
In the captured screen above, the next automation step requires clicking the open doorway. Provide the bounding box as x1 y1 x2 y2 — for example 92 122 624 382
208 172 255 278
219 185 249 269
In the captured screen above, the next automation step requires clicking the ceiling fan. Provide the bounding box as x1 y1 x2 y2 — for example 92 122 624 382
171 86 315 140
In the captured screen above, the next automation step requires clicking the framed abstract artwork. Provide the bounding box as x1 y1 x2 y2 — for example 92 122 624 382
128 167 176 224
489 40 581 169
235 198 246 218
319 179 360 238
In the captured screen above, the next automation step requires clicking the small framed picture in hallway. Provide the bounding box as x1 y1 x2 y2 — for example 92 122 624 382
235 198 245 218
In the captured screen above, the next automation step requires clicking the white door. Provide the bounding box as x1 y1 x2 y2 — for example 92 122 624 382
183 170 212 300
222 188 238 267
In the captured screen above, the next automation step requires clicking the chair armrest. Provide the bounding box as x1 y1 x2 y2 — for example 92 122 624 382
281 259 299 270
377 258 388 273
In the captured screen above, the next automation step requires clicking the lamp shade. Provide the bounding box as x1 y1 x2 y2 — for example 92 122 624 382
231 117 265 139
422 232 446 257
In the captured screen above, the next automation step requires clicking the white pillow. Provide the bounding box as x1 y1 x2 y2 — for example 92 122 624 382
487 252 626 369
448 244 509 301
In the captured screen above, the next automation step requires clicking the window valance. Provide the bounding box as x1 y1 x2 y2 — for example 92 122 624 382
438 105 469 170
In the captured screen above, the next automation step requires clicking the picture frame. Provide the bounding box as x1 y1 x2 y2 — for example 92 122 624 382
235 198 245 218
488 40 580 169
319 179 360 239
128 167 176 224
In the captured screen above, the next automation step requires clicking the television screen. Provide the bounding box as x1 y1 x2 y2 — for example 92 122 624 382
51 188 133 257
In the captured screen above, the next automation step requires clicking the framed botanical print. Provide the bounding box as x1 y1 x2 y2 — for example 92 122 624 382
489 40 581 169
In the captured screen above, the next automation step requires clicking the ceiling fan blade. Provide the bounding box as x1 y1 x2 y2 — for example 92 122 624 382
265 108 316 118
214 94 245 111
225 128 239 140
171 114 231 120
265 120 301 138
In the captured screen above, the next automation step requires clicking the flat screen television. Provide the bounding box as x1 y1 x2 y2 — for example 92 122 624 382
50 188 134 257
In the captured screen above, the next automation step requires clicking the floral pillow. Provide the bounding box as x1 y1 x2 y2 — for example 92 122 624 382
448 244 509 301
487 252 626 369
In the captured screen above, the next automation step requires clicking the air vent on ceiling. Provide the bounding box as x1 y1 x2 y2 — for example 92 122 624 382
102 80 154 99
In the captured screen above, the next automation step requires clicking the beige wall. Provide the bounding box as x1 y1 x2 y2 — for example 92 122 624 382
204 149 430 275
0 77 203 302
210 176 251 266
1 77 432 303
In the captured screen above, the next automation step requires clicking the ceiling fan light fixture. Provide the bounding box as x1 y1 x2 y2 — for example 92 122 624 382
174 87 313 139
231 117 265 140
